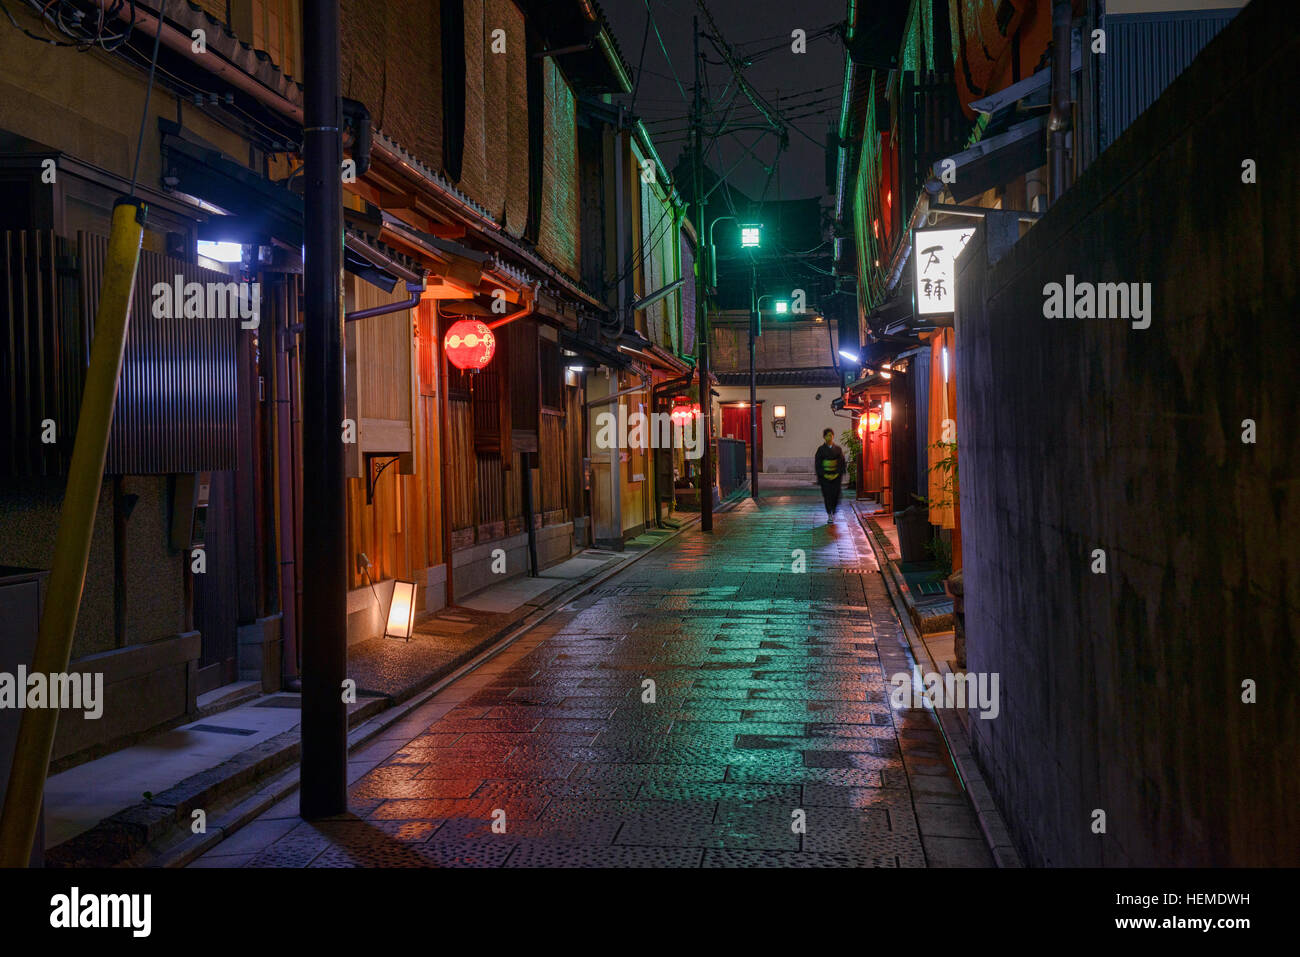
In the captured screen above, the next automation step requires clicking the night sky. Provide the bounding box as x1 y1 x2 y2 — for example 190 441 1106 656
600 0 847 202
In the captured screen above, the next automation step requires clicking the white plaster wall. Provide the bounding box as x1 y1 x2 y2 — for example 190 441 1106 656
713 385 848 473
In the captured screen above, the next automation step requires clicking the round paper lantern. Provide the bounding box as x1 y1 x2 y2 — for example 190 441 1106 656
670 398 700 426
444 319 496 371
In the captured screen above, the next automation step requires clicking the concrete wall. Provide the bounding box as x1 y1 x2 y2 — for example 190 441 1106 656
0 475 202 766
0 479 116 657
714 385 841 473
953 0 1299 866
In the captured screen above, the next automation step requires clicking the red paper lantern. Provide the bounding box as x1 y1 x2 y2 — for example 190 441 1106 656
444 319 496 371
670 397 700 425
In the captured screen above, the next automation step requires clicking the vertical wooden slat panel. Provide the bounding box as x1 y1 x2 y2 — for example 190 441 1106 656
448 398 476 534
539 411 567 519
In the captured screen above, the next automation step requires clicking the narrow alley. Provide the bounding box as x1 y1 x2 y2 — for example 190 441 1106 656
195 487 990 868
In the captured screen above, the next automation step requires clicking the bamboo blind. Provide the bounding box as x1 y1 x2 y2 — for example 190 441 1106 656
341 0 386 126
501 0 530 236
639 161 677 348
538 59 580 277
194 0 229 25
460 0 488 206
711 323 836 372
477 0 518 221
382 0 443 166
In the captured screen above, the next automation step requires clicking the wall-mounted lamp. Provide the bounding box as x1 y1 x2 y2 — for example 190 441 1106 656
838 349 860 364
197 240 243 263
772 404 787 437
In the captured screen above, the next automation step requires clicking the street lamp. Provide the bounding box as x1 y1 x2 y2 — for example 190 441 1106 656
706 215 765 288
705 214 769 500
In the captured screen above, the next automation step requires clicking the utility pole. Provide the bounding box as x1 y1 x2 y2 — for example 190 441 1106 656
299 0 348 820
693 16 714 533
748 260 758 499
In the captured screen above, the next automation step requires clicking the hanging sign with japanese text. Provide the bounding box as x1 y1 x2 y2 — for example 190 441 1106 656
913 227 974 316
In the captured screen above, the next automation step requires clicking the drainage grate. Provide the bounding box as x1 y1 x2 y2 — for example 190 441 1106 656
189 724 258 736
913 581 946 596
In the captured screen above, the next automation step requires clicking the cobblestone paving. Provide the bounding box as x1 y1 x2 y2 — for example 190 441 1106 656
203 491 993 868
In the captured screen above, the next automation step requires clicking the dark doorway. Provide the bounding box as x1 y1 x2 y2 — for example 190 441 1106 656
721 402 763 473
193 470 239 695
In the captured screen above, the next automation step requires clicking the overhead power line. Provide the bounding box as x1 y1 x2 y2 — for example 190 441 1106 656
694 0 786 138
645 0 690 103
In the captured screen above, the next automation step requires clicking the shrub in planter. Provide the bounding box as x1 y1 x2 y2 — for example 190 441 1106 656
894 505 930 563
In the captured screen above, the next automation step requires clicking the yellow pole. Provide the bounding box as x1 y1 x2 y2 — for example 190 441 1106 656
0 197 145 866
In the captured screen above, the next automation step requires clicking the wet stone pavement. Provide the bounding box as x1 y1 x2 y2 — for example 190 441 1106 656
195 490 994 868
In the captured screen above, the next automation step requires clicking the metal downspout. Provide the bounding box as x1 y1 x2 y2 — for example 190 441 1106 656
1048 0 1075 203
344 280 426 323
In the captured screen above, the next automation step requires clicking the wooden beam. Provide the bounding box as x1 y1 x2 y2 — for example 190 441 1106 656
376 189 419 210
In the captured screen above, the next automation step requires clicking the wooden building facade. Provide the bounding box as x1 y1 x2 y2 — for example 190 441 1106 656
0 0 647 766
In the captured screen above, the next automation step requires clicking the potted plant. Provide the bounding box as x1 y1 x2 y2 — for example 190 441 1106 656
839 427 861 487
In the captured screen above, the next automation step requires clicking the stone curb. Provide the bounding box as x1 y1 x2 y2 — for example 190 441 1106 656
43 695 388 868
852 504 1025 869
859 513 955 634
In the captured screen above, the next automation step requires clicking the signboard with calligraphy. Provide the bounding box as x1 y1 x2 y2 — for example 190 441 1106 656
912 227 974 317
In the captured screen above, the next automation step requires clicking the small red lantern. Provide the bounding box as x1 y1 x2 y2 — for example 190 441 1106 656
444 319 496 371
670 397 700 426
857 412 869 442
